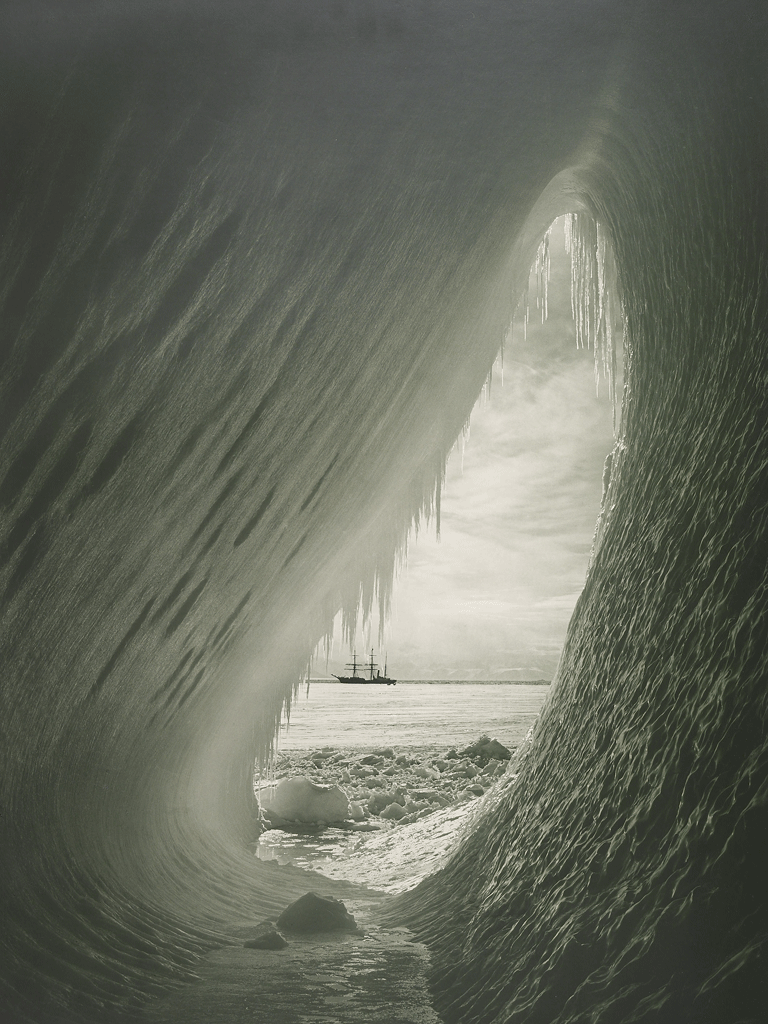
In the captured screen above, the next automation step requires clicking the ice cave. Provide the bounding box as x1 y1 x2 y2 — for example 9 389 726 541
1 2 766 1022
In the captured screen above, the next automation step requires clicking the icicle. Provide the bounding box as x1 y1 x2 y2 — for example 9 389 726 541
564 212 623 426
255 719 280 826
534 227 551 325
434 458 442 539
459 416 471 475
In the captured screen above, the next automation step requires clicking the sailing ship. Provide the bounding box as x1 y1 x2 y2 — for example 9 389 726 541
333 649 396 685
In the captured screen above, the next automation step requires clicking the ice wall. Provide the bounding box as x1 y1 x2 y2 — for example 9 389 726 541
396 6 768 1023
1 1 766 1022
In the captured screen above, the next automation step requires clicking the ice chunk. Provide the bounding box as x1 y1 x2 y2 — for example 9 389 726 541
349 801 365 821
276 893 360 934
368 790 404 815
380 802 407 821
459 735 512 762
259 777 350 824
242 922 289 950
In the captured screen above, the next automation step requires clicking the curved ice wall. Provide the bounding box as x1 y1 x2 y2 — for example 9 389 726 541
1 2 765 1022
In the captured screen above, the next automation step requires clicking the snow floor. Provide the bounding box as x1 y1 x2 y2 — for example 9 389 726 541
255 803 474 894
142 754 479 1021
141 897 440 1024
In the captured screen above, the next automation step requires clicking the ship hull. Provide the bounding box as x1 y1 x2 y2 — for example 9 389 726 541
333 676 396 686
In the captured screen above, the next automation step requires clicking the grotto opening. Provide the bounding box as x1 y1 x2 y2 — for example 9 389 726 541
1 2 766 1023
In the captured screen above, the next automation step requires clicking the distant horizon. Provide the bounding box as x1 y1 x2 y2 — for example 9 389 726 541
307 677 551 684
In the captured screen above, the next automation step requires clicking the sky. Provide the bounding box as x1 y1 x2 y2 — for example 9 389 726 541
317 218 620 681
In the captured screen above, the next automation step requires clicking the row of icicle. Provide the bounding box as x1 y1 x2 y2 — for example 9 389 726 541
563 212 621 418
521 213 624 428
259 212 626 772
310 214 625 690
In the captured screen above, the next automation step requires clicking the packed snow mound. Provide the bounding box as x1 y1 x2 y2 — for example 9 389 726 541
260 777 350 824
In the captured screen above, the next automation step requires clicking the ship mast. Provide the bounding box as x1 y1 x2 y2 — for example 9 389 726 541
367 648 378 680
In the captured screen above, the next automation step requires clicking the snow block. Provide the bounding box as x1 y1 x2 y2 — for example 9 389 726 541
276 893 360 934
260 777 350 823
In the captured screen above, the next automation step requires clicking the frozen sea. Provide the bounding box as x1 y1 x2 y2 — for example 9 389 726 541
277 680 551 753
260 681 552 892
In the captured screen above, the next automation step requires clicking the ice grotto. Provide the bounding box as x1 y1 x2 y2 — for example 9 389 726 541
1 1 766 1022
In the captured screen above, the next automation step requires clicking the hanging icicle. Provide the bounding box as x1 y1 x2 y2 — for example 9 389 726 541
534 226 552 324
564 212 623 423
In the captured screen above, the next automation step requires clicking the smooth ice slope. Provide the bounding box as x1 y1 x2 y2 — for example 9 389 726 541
1 2 766 1023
